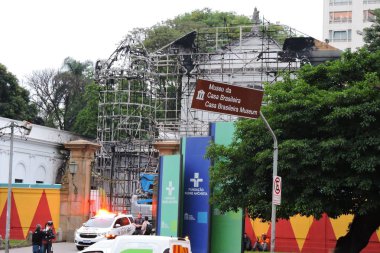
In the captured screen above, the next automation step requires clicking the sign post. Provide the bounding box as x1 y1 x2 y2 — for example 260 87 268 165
191 79 264 119
191 79 279 252
260 111 278 253
273 176 282 206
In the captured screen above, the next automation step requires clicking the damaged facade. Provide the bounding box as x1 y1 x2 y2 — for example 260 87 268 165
93 17 341 212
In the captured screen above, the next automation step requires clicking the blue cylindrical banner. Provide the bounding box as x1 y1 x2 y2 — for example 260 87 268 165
182 137 211 253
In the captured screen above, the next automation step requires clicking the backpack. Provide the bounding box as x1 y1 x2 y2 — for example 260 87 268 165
145 223 152 235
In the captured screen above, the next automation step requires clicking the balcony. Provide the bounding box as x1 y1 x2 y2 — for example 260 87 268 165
329 0 352 6
329 17 352 23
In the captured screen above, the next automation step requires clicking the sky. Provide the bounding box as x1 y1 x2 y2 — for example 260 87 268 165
0 0 323 85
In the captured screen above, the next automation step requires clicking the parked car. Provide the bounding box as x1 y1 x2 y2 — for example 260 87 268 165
74 210 135 250
80 235 192 253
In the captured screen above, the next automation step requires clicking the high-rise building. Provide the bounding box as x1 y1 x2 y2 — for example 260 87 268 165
323 0 380 51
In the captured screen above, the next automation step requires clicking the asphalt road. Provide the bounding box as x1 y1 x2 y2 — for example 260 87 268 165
0 242 79 253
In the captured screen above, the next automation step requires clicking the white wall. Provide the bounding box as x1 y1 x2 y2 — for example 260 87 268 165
0 117 82 184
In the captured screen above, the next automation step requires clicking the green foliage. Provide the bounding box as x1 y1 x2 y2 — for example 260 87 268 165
62 57 93 78
263 24 292 46
363 9 380 52
0 240 31 249
0 63 38 122
171 8 251 30
72 81 100 138
207 49 380 221
27 58 93 131
143 25 183 52
141 8 251 52
59 57 94 131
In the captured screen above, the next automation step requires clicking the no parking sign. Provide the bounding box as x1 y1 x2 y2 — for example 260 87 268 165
273 176 282 205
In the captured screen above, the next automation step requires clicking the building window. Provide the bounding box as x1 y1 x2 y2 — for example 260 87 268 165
329 11 352 23
36 180 44 184
363 0 380 4
330 0 352 5
329 29 352 42
363 10 376 22
15 179 23 183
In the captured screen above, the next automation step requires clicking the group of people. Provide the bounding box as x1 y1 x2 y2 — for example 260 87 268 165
133 212 152 235
32 221 56 253
243 232 269 252
32 212 149 253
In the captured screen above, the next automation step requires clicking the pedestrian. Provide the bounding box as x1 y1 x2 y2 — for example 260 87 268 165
141 216 152 235
243 232 252 251
133 212 143 235
252 234 269 252
41 221 55 253
32 224 43 253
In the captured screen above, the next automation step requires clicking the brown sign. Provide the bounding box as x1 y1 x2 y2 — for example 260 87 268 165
191 79 264 119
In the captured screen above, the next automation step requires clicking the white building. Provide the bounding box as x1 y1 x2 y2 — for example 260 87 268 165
323 0 380 51
0 117 81 184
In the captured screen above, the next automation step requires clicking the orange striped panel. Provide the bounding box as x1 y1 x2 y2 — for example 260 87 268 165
172 245 189 253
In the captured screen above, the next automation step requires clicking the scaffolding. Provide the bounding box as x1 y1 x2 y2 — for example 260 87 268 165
93 36 159 211
93 20 310 212
150 22 305 138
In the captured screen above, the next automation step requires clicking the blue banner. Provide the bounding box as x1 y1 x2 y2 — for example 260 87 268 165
182 137 211 253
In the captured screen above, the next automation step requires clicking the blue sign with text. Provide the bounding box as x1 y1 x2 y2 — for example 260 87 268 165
182 137 211 253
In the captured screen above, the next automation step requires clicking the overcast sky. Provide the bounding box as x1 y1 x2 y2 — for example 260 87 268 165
0 0 323 85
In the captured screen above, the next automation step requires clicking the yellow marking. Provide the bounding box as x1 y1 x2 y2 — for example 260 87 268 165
289 214 314 251
251 218 270 238
0 188 8 217
13 188 43 238
45 189 61 229
329 215 353 239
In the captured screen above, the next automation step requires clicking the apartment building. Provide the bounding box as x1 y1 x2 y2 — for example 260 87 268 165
323 0 380 51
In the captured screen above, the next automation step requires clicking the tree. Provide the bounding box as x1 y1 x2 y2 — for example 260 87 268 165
0 63 39 122
363 9 380 52
71 81 100 138
57 57 93 131
62 57 92 77
27 57 93 130
27 69 66 129
207 49 380 253
140 8 251 52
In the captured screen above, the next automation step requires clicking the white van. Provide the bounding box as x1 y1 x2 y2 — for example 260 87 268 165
74 211 135 250
81 235 192 253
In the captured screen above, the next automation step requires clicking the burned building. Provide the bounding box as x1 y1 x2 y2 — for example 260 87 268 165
92 18 341 212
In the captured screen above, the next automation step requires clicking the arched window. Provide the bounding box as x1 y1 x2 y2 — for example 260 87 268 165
14 163 26 183
35 166 46 183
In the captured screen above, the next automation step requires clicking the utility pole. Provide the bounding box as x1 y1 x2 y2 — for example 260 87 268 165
4 122 14 253
0 121 32 253
260 112 278 253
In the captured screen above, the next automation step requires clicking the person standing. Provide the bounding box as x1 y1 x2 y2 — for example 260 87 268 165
242 232 252 251
32 224 43 253
141 216 151 235
41 221 55 253
133 212 144 235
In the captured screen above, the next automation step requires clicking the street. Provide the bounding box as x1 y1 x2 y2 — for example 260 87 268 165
0 242 79 253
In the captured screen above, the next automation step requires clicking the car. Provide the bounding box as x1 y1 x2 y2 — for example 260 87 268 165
80 235 192 253
74 210 135 250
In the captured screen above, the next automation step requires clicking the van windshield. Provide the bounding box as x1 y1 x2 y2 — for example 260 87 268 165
85 217 114 228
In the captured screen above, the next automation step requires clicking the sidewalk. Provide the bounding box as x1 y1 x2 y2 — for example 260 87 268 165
0 242 78 253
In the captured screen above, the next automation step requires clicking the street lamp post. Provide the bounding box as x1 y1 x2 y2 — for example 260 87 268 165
260 112 278 253
0 121 32 253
